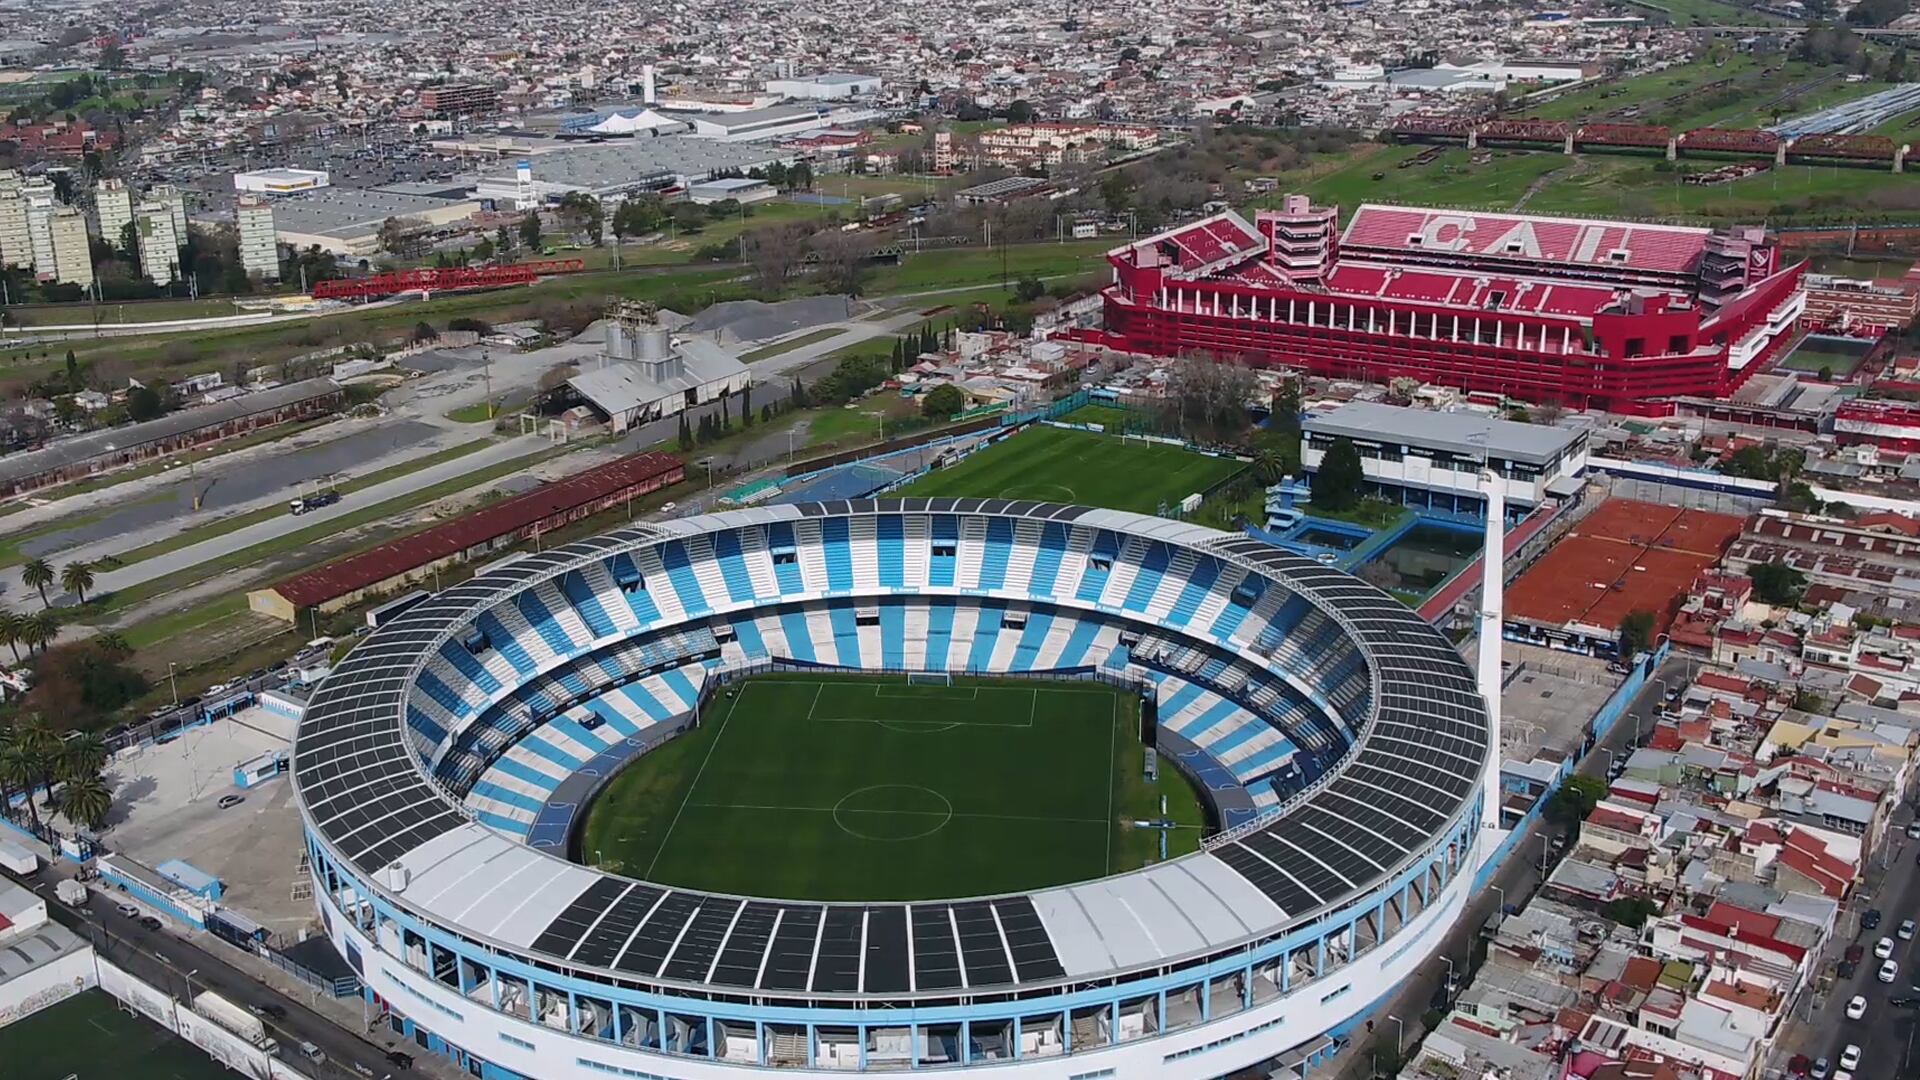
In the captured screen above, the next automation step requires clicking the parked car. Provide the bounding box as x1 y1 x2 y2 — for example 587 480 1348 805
249 1003 286 1020
1877 936 1895 960
385 1050 413 1069
217 794 244 810
1906 820 1920 839
115 902 139 919
1841 1045 1862 1072
139 916 161 931
298 1042 325 1063
1847 995 1868 1020
1811 1056 1831 1080
1881 959 1900 983
1866 908 1883 930
1902 920 1915 941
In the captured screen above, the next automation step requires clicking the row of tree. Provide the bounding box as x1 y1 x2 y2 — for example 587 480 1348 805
0 716 112 831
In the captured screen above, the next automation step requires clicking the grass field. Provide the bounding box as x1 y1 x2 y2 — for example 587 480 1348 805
3 991 231 1080
581 674 1202 901
896 426 1243 513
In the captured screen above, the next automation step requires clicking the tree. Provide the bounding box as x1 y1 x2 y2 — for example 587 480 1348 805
59 561 94 605
810 229 877 297
922 383 966 419
1616 609 1656 660
126 384 165 421
1749 560 1807 607
0 738 38 828
118 219 140 261
20 558 53 609
1604 897 1659 930
1253 447 1285 485
741 383 753 427
495 224 514 256
99 41 127 70
376 216 411 256
56 732 105 784
1006 99 1037 123
1014 274 1046 303
0 610 22 662
22 611 55 655
1545 774 1608 826
740 222 808 293
59 772 111 830
677 412 693 451
413 321 439 343
1161 356 1257 444
788 160 813 192
520 213 543 251
1310 437 1365 512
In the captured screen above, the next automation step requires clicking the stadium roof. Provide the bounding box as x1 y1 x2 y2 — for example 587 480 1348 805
1306 402 1583 464
293 499 1487 1000
265 451 682 609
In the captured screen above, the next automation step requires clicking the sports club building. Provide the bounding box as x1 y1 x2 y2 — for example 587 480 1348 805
1095 196 1806 413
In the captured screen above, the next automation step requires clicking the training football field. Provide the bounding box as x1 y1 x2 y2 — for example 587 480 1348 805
580 674 1204 901
2 991 235 1080
897 425 1243 515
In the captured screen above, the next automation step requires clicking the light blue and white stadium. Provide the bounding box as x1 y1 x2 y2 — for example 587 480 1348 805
293 497 1503 1080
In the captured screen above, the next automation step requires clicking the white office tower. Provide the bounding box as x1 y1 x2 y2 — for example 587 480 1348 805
236 195 279 281
23 180 57 277
0 171 29 269
96 177 134 248
642 64 657 104
135 200 182 284
1477 469 1506 836
47 206 92 289
513 160 536 211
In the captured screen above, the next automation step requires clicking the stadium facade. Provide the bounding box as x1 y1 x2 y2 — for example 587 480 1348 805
294 499 1496 1079
1094 196 1806 413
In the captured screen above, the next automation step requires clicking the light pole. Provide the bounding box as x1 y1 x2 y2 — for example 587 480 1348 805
1597 747 1614 771
1387 1014 1404 1054
1440 955 1455 994
1490 884 1505 914
167 662 179 707
1539 834 1551 875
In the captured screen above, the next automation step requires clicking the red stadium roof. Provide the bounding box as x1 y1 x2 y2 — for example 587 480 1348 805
1340 204 1712 275
1116 210 1266 273
268 452 683 609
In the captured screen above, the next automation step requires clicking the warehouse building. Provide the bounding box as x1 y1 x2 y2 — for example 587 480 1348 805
466 139 787 203
232 167 331 195
0 378 344 498
271 187 480 258
681 104 881 142
248 451 685 620
765 73 882 100
556 302 751 434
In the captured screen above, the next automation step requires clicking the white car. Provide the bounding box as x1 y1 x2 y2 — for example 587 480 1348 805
1904 920 1917 941
1877 936 1896 959
115 902 138 919
1847 994 1868 1019
1840 1044 1862 1072
1907 820 1920 839
1881 959 1900 983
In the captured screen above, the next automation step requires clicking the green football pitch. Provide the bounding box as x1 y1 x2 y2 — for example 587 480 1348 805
896 425 1244 514
2 990 233 1080
579 674 1206 901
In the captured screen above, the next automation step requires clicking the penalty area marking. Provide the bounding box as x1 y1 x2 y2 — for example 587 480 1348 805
808 685 1037 730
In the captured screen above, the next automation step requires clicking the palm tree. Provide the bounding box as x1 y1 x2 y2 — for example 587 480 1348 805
57 733 106 784
1252 448 1285 486
22 611 55 655
0 611 21 662
20 558 53 609
95 631 130 656
60 561 95 605
0 737 34 822
58 772 111 831
0 727 16 820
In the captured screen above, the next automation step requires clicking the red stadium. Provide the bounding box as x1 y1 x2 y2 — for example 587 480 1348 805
1093 195 1807 412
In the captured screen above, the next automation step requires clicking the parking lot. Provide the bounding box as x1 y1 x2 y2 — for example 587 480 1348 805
103 706 314 933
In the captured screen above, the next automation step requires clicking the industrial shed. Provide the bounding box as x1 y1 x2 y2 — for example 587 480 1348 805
0 378 344 498
247 451 685 621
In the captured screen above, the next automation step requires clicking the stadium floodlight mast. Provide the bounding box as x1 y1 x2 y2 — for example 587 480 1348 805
1476 466 1505 836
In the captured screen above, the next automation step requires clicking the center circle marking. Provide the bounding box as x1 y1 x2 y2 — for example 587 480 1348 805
831 784 954 842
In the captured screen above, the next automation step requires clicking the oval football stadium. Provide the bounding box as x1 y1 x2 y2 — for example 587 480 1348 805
293 498 1493 1079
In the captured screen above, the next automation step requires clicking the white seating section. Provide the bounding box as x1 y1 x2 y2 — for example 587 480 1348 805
409 511 1373 842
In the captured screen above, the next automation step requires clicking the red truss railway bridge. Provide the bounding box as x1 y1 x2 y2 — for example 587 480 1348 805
310 259 587 301
1390 114 1913 171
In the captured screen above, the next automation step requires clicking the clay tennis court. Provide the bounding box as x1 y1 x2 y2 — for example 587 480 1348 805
1507 499 1745 635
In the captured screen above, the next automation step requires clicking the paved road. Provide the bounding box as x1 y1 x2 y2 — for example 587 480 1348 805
14 872 459 1080
1796 797 1920 1079
1322 653 1685 1078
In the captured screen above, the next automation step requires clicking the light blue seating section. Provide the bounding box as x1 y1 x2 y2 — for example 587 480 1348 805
417 511 1378 840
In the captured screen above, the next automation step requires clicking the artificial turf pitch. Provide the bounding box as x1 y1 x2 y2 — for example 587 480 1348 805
896 425 1244 515
579 674 1205 901
2 990 235 1080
